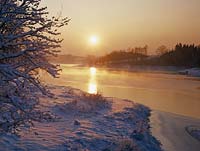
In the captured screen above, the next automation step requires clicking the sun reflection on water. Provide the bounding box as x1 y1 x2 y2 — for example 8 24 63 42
90 67 96 75
88 67 97 94
88 83 97 94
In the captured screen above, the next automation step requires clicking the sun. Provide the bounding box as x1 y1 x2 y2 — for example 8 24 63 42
89 35 99 45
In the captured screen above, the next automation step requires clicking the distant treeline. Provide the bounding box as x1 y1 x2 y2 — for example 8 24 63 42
48 54 86 64
94 44 200 67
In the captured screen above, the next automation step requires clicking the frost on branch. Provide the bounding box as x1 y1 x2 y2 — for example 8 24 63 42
0 0 69 132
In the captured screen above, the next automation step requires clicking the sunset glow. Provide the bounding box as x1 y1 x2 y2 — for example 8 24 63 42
89 35 99 46
2 1 200 150
42 0 200 55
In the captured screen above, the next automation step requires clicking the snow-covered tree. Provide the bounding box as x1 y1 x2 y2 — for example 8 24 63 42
0 0 69 132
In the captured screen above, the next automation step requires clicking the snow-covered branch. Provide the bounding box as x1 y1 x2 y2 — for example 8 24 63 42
0 0 69 132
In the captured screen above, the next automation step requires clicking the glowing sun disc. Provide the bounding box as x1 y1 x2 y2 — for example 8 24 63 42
89 35 99 45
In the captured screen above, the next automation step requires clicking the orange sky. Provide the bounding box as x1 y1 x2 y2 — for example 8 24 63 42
42 0 200 56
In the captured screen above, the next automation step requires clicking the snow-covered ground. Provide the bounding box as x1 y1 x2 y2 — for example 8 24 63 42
178 68 200 77
0 85 162 151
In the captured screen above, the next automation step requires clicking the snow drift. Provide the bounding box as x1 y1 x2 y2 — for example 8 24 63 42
0 86 162 151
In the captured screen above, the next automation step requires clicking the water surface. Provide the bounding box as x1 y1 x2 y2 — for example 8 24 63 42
44 64 200 118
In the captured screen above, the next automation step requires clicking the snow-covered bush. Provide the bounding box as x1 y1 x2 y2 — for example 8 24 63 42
57 91 110 113
116 139 138 151
81 92 110 109
0 0 69 132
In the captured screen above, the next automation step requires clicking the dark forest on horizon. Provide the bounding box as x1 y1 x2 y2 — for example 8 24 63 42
91 43 200 67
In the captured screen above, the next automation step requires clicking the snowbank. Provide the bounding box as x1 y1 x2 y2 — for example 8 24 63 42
179 68 200 77
0 86 162 151
186 125 200 142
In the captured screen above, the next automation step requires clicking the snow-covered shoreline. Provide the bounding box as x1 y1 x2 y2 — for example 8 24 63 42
0 85 162 151
178 68 200 77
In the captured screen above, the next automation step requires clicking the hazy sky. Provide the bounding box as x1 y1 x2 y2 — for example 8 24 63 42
42 0 200 55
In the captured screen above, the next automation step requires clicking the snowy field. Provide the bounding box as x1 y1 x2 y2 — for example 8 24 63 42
0 86 162 151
